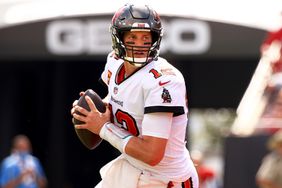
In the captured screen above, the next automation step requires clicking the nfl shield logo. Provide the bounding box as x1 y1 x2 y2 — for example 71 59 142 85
114 87 118 94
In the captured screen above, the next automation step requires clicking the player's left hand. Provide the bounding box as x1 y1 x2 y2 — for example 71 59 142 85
70 91 85 115
72 95 111 135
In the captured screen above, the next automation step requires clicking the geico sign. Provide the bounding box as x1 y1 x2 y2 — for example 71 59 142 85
46 19 210 55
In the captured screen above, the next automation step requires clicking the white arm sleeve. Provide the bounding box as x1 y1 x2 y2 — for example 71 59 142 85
99 122 133 153
142 112 173 139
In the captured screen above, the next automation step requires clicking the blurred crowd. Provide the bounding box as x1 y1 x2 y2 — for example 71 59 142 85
0 135 47 188
255 19 282 188
255 22 282 135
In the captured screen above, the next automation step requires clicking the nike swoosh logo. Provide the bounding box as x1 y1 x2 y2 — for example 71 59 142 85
159 80 171 86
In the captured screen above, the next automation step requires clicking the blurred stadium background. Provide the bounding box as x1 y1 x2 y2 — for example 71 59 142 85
0 0 281 187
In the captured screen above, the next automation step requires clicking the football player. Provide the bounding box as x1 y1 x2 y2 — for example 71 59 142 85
72 3 199 188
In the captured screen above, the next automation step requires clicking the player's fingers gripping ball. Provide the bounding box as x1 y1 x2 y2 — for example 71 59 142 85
72 89 106 150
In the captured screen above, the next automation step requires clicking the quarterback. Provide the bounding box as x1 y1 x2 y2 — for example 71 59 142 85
72 3 199 188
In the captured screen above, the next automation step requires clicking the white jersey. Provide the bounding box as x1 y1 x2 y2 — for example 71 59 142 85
101 52 194 182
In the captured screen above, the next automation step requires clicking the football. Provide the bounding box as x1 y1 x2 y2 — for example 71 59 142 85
73 89 106 150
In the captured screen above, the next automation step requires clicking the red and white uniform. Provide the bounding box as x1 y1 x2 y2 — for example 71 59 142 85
101 52 195 182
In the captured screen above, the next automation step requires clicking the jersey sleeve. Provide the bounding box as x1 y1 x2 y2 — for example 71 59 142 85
101 51 115 85
142 113 173 139
143 69 188 116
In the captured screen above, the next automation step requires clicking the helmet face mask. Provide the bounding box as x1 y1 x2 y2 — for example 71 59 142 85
123 44 152 67
110 4 163 66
